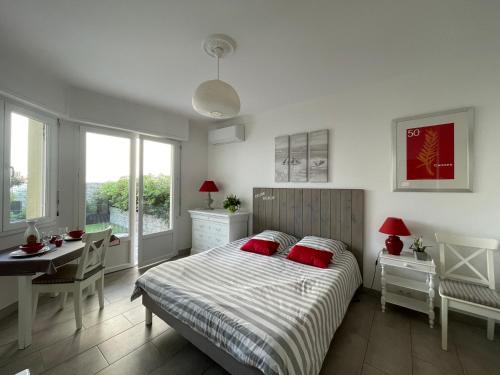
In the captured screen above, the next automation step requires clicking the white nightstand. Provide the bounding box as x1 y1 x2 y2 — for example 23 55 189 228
380 250 437 327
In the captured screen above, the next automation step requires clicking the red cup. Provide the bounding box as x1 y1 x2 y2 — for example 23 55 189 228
54 238 63 247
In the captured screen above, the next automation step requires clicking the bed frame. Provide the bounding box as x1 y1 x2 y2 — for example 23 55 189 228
142 188 364 375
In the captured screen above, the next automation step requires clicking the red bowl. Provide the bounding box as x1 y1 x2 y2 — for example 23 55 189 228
20 243 45 254
68 230 85 239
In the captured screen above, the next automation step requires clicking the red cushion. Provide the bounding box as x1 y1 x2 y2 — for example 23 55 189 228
287 245 333 268
240 239 280 256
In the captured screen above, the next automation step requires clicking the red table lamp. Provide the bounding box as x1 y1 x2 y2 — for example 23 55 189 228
379 217 411 255
199 180 219 210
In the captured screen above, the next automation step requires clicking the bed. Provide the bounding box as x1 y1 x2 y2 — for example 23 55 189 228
132 188 364 375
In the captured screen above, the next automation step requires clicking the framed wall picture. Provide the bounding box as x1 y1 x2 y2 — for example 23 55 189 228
392 107 473 192
290 133 308 182
308 129 328 182
275 135 290 182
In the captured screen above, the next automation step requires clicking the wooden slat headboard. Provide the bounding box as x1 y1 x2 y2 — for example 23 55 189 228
252 188 364 274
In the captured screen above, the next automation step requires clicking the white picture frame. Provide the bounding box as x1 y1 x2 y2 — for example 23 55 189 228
392 107 473 192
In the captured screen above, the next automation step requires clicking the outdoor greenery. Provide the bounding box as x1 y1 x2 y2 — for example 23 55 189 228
10 192 26 222
9 173 27 222
85 223 128 234
92 175 171 219
96 177 130 212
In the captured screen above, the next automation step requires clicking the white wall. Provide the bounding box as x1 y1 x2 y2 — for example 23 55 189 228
208 65 500 289
66 87 189 140
0 49 67 116
0 54 189 140
176 122 209 251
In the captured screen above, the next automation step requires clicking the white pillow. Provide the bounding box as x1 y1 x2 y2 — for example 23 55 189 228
252 230 298 252
296 236 347 257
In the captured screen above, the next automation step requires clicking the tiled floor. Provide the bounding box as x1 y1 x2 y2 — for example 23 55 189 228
0 267 498 375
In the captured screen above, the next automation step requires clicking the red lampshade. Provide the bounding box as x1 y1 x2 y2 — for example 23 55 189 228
199 180 219 192
379 217 411 236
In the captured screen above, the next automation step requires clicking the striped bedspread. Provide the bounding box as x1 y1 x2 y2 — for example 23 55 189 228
132 238 362 375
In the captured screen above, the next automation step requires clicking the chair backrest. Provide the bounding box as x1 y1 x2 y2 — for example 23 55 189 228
76 227 112 280
435 232 499 290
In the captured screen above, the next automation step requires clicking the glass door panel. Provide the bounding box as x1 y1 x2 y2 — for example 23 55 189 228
142 140 172 235
84 132 131 235
137 137 176 267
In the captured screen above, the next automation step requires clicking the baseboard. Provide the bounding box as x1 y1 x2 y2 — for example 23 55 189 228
105 263 134 274
362 286 380 298
178 248 191 257
360 286 497 328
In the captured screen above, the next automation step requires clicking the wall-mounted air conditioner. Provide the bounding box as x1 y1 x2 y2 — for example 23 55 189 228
209 124 245 145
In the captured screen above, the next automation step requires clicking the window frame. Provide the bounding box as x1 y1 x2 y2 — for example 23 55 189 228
1 100 58 233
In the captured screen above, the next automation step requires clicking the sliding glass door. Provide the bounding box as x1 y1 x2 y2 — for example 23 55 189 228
81 128 177 269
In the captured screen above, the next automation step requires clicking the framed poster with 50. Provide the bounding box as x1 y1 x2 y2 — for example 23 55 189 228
392 107 473 192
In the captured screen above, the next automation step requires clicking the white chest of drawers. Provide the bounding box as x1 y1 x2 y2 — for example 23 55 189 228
188 209 250 254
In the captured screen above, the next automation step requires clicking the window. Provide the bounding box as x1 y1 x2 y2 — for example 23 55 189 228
1 101 57 232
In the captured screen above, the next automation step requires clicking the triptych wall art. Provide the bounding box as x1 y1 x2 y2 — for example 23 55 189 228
275 129 328 183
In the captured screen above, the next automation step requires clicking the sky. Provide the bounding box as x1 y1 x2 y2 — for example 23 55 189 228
86 133 172 183
10 113 30 177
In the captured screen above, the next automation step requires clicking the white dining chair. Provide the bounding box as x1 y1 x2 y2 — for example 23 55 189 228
32 227 112 330
435 232 500 350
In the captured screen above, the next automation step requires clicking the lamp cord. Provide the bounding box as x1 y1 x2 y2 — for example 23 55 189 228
370 249 383 289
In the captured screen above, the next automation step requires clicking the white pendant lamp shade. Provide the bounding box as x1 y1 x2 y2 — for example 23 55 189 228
193 34 240 119
192 79 240 119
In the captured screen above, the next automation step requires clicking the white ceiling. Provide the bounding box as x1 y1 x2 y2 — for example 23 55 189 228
1 0 499 120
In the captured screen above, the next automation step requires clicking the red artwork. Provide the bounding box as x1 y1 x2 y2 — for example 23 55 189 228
406 123 455 180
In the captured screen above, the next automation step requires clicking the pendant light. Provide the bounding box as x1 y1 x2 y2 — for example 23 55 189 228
192 34 240 119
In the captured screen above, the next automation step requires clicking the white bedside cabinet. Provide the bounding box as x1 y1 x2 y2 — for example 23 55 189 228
188 209 250 255
380 250 437 327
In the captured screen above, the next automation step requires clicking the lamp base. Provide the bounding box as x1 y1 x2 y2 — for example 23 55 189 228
386 235 403 255
206 192 214 210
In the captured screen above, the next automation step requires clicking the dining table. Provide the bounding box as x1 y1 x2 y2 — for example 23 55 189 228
0 237 119 349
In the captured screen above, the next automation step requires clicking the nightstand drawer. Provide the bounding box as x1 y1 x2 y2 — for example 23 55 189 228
192 220 209 234
381 257 434 273
208 222 227 234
